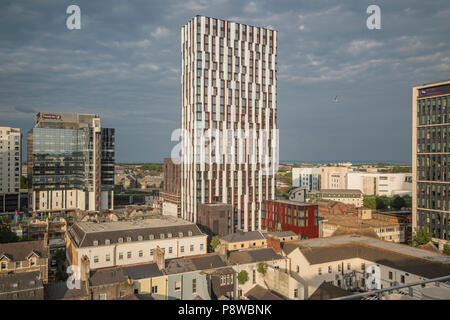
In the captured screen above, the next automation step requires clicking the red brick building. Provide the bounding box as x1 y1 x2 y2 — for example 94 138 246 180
263 200 319 239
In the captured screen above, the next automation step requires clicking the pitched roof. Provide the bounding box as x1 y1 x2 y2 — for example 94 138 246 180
221 231 265 243
68 218 205 248
228 248 283 265
44 281 88 300
121 263 164 280
244 285 284 300
309 282 352 300
0 271 44 294
0 240 49 261
89 268 129 287
164 254 227 275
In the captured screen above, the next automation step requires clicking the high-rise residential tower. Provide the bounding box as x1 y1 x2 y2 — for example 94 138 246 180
27 112 115 215
180 16 278 231
0 127 21 213
412 80 450 250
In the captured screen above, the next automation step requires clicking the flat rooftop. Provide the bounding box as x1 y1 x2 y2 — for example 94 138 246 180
286 234 450 265
75 216 193 233
320 213 402 228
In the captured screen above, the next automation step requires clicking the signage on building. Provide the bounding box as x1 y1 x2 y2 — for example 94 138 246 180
419 88 444 97
42 114 62 120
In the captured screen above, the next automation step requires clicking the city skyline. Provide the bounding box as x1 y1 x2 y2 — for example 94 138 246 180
1 1 450 163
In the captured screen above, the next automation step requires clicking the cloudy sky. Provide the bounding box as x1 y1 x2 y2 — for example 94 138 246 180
1 0 449 164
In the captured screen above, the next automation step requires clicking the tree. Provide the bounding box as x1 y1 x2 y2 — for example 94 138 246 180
210 236 220 250
375 197 387 210
20 176 30 189
410 227 433 247
443 244 450 256
257 262 268 275
363 195 377 209
0 219 19 243
392 196 406 210
402 195 412 208
237 270 248 285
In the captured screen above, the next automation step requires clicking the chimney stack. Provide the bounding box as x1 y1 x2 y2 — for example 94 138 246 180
80 255 90 282
154 246 165 270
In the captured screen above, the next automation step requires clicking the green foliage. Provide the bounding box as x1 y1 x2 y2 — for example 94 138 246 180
0 219 19 243
237 270 248 285
376 196 389 210
411 227 433 247
20 176 30 189
363 195 377 209
136 173 143 179
140 164 163 172
443 244 450 255
402 195 412 208
257 262 268 275
210 236 220 250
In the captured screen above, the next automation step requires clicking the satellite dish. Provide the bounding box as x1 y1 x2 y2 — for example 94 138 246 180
333 96 339 103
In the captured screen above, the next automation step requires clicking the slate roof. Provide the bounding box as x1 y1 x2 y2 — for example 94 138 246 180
164 254 227 275
309 282 353 300
89 268 129 287
244 285 284 300
228 248 283 265
221 231 265 243
0 271 44 294
44 281 88 300
0 240 49 261
68 218 205 248
121 263 164 280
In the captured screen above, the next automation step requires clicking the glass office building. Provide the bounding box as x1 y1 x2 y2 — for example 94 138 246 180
412 80 450 249
28 112 115 214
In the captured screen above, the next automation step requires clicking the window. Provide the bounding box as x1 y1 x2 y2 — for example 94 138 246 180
169 247 173 254
127 251 132 259
294 289 298 298
93 240 99 246
105 239 110 245
30 258 36 266
127 237 132 242
192 279 197 294
119 252 123 260
150 249 154 256
361 263 365 271
328 266 332 273
388 271 393 280
318 268 322 275
160 234 165 239
138 236 143 241
181 246 185 253
106 254 110 262
99 293 107 300
1 262 7 270
175 281 181 291
200 244 204 251
15 262 20 268
190 245 194 252
152 286 158 294
118 237 123 243
401 275 405 284
94 256 99 263
252 269 256 284
296 265 300 273
139 250 143 258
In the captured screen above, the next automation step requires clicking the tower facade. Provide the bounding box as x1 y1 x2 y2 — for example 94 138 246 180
180 16 278 231
412 80 450 249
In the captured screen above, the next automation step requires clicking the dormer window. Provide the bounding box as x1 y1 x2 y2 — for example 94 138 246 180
160 234 165 239
29 258 36 266
149 234 154 240
188 231 193 236
105 239 110 245
167 233 172 238
93 240 99 246
127 237 131 242
118 238 123 243
179 232 183 238
1 262 6 270
138 236 143 241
